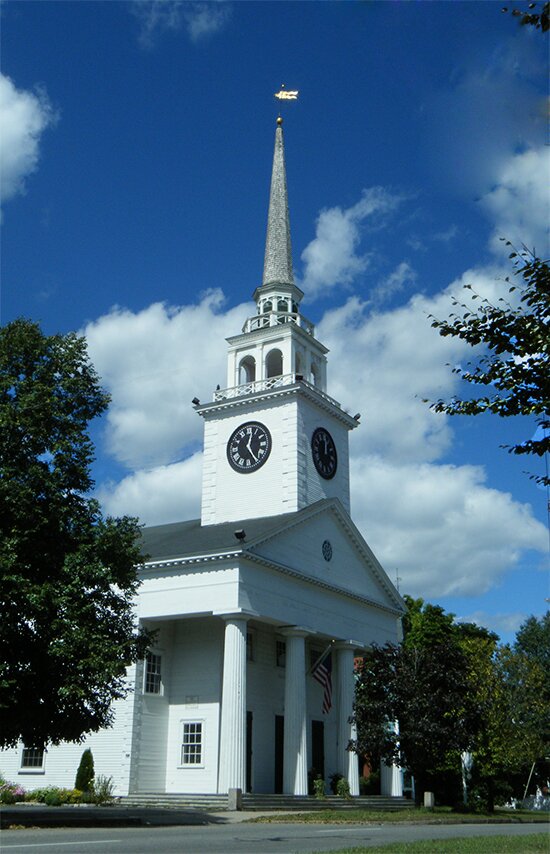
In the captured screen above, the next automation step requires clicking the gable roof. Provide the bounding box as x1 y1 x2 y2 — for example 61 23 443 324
140 498 406 614
140 507 306 563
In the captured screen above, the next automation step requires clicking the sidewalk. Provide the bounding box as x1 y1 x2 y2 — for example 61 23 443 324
0 803 304 829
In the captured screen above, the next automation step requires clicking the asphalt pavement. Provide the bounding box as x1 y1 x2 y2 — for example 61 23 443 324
1 818 547 854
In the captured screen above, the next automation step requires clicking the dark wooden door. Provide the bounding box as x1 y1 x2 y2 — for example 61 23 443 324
246 711 253 793
311 719 325 781
274 715 284 793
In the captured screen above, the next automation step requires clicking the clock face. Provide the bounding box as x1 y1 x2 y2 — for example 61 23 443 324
311 427 337 480
227 421 272 473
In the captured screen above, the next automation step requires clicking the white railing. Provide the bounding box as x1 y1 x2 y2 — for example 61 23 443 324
213 373 341 409
242 312 315 336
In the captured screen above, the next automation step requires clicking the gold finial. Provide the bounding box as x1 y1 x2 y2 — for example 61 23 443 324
277 116 283 126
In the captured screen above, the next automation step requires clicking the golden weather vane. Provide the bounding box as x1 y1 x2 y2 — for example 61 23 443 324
274 84 299 119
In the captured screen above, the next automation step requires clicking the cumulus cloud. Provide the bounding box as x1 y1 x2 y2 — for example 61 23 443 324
132 1 230 48
84 291 249 469
299 187 404 299
350 456 546 597
318 264 507 463
424 36 547 196
0 73 55 210
370 261 417 306
481 146 550 255
98 454 203 526
456 610 529 637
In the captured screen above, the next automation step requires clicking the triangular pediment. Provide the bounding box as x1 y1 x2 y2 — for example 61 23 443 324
243 498 404 613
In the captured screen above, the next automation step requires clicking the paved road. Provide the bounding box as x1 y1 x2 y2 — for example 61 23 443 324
1 821 547 853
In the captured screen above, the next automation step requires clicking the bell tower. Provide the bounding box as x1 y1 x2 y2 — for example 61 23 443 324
196 118 358 526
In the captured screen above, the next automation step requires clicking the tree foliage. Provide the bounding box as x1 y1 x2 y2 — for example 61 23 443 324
353 598 549 808
502 1 549 31
0 319 152 749
429 247 550 484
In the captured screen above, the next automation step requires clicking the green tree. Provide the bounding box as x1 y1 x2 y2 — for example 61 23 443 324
353 632 480 804
514 611 550 678
0 319 152 749
429 247 550 484
75 748 95 792
463 636 549 810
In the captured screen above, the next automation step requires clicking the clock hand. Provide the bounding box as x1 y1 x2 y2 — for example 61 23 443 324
246 438 258 462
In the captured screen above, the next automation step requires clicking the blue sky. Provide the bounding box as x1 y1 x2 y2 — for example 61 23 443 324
2 0 548 643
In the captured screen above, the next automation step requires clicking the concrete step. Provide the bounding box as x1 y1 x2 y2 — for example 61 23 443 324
120 793 413 812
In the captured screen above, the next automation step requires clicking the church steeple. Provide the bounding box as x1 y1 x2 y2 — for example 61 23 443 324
262 117 294 288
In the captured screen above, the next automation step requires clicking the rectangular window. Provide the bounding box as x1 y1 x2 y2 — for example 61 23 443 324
276 639 286 668
246 631 254 662
181 722 203 765
21 747 44 770
144 652 162 694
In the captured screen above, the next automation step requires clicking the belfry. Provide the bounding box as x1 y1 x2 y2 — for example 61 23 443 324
0 117 406 802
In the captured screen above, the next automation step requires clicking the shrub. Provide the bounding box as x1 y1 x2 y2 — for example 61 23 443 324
44 789 62 806
313 776 326 799
329 772 343 794
0 786 16 804
336 777 352 799
75 749 94 792
90 775 115 805
0 781 26 804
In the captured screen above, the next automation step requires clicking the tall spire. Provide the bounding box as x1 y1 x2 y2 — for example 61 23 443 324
262 117 294 287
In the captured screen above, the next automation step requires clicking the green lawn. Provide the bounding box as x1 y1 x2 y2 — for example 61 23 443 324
311 833 549 854
250 807 549 824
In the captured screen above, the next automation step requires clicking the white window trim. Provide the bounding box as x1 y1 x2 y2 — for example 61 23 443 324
178 719 205 769
19 745 46 775
143 651 163 696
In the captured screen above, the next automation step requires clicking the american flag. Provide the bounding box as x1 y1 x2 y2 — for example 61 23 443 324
312 653 332 714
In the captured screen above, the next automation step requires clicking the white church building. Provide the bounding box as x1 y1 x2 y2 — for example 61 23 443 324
3 118 406 799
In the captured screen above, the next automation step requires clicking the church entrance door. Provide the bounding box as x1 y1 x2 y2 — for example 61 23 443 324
246 711 253 792
274 715 284 793
311 719 325 782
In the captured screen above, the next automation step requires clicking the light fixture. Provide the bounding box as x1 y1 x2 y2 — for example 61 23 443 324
353 413 361 421
234 529 246 541
192 397 200 406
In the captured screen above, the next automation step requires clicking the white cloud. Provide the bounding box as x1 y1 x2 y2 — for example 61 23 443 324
185 2 230 41
299 187 404 299
0 73 55 209
98 454 203 526
370 261 417 305
132 1 230 48
424 36 547 196
84 291 249 469
318 264 507 464
456 610 528 638
350 456 546 597
481 146 550 255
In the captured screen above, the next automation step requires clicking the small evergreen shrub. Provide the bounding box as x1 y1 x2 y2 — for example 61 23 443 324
313 776 326 799
75 749 94 793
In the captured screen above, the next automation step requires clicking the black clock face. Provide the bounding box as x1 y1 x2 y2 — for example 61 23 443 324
311 427 337 480
227 421 272 473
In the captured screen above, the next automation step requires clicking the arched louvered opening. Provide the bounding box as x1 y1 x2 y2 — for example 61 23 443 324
310 361 320 386
266 348 283 378
239 356 256 384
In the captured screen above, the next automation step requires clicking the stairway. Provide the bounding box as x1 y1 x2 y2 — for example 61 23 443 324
119 792 413 811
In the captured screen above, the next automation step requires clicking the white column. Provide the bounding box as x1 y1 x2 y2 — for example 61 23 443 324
218 616 248 793
336 642 360 797
283 630 309 795
380 721 403 797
